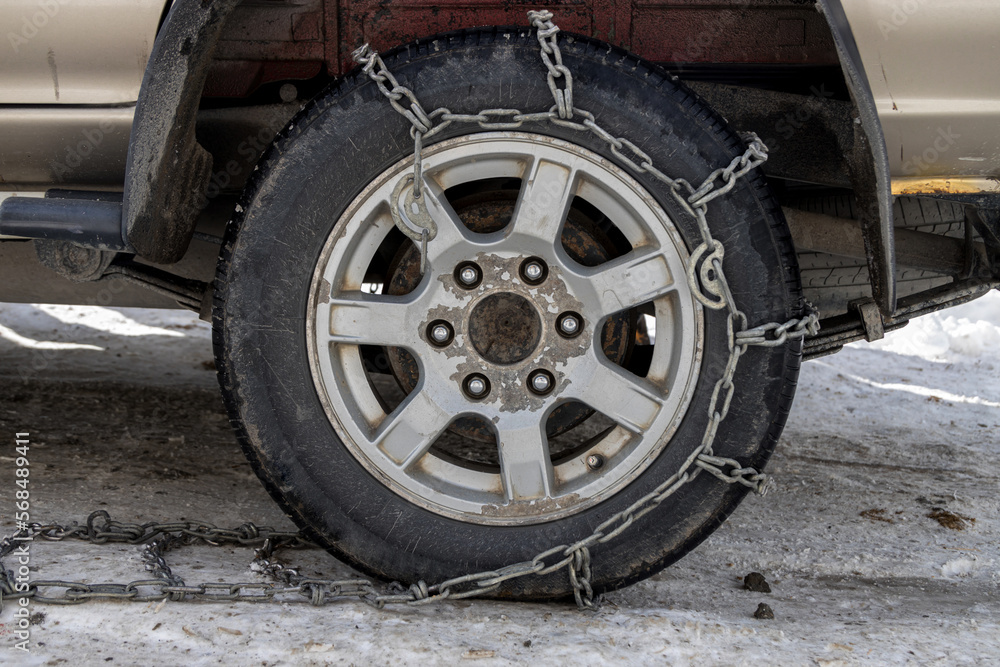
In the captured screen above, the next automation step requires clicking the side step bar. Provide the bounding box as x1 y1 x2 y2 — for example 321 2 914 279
0 191 128 251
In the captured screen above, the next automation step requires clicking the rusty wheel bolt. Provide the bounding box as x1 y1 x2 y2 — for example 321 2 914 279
519 257 548 285
455 262 482 289
586 454 605 470
427 321 453 347
557 312 582 338
463 374 490 399
527 369 554 395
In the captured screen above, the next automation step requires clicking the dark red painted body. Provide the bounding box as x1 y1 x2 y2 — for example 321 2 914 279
205 0 838 97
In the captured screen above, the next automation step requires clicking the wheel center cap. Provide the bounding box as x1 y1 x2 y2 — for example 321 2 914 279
468 293 542 365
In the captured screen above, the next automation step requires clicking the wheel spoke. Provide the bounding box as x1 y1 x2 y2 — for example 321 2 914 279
582 247 675 317
496 416 555 501
372 388 452 467
510 158 578 244
321 293 421 348
567 356 664 434
418 180 478 261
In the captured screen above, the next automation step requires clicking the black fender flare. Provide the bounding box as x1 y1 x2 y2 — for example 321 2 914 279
816 0 897 314
122 0 241 264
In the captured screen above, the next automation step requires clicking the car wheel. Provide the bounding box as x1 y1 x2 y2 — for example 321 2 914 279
213 27 803 600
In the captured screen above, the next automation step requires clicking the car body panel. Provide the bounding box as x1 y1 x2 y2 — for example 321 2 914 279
0 0 166 105
2 0 997 190
841 0 1000 192
0 107 133 188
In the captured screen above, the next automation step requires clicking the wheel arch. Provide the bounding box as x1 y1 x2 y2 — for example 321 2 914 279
121 0 895 307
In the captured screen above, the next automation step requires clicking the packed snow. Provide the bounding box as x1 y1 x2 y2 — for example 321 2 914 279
0 291 998 665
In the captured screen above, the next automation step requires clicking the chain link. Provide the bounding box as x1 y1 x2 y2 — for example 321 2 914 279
736 311 821 347
1 10 820 613
531 11 574 119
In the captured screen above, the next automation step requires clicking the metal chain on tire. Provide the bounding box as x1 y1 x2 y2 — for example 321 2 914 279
0 11 819 612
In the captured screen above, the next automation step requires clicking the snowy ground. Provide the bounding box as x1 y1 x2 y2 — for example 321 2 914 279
0 293 998 665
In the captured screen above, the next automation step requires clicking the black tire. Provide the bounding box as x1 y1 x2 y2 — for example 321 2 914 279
213 26 803 599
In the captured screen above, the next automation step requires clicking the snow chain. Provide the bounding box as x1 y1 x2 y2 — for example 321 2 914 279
0 11 819 612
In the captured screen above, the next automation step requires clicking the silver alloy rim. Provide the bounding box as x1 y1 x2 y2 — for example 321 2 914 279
307 133 703 525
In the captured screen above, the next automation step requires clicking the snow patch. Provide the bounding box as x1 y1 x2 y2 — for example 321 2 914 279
860 291 1000 361
0 321 103 351
36 304 187 338
833 369 1000 409
941 556 978 578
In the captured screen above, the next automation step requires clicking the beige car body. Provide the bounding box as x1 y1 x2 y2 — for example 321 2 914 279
1 1 997 195
842 0 1000 195
1 0 162 105
0 0 164 190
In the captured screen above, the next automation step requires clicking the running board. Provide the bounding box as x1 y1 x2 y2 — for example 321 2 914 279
0 191 128 251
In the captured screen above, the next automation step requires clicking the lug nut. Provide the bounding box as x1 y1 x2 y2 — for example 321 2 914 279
430 325 450 343
455 262 482 289
427 321 453 346
586 454 605 470
463 374 490 399
527 369 554 396
557 312 582 338
520 257 548 285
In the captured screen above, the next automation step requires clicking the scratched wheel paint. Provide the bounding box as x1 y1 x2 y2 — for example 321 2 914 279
213 27 803 599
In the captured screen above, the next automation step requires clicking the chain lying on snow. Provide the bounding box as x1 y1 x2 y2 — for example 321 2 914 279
0 11 819 612
0 512 407 608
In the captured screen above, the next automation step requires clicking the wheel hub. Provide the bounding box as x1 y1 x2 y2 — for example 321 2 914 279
468 292 542 365
385 202 632 442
